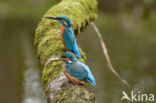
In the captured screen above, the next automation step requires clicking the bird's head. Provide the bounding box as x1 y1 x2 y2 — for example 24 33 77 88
44 15 72 27
49 52 77 64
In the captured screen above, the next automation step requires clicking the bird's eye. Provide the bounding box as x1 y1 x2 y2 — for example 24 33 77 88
61 56 65 58
58 18 62 20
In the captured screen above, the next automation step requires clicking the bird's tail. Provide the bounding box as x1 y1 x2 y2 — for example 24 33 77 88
75 50 81 59
87 70 96 86
73 42 82 59
77 61 96 86
87 76 96 86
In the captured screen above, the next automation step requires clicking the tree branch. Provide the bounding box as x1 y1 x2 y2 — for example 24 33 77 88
34 0 97 102
91 22 130 88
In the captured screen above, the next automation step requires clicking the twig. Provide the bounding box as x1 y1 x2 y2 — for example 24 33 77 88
91 22 130 88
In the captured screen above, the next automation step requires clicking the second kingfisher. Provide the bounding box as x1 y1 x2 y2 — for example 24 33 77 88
45 15 82 59
46 52 96 86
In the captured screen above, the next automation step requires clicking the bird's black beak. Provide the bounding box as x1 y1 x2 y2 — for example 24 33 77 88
44 16 58 20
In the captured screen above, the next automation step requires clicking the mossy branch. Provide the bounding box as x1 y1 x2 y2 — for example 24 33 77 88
34 0 97 103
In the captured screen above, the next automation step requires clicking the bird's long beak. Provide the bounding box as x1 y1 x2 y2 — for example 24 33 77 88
44 56 63 67
51 57 63 61
44 16 58 20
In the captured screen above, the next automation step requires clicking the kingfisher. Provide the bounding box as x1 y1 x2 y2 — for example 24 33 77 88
46 52 96 86
44 15 82 59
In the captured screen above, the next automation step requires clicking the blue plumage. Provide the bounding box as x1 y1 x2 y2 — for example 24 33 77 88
63 27 82 58
61 52 96 86
57 15 72 26
45 15 82 58
77 61 96 86
65 63 88 81
44 15 95 85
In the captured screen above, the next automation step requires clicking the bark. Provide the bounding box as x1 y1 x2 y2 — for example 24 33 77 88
34 0 97 102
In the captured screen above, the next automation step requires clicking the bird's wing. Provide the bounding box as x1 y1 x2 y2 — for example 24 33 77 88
66 63 88 81
63 28 81 58
63 27 75 51
77 61 96 85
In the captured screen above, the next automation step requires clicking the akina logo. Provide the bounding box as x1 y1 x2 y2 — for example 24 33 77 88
121 91 155 102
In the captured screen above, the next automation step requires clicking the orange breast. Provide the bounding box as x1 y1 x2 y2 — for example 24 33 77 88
63 67 87 85
60 25 68 51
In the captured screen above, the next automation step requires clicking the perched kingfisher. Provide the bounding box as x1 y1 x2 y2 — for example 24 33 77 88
46 52 96 86
45 15 82 59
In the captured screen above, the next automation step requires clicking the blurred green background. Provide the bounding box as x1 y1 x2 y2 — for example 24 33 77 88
0 0 156 103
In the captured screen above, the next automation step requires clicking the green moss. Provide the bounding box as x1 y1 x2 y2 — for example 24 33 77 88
35 0 97 102
35 0 97 86
52 84 95 103
42 61 63 85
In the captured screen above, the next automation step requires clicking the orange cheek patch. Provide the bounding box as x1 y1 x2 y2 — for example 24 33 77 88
61 20 68 26
61 20 66 22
